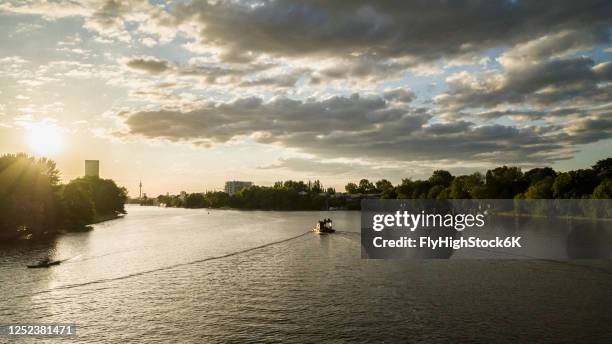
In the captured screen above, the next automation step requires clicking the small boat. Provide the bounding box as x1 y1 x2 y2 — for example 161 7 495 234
27 259 61 269
313 219 335 234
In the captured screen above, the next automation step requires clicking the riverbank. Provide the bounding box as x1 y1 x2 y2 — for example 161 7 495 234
495 211 612 222
0 212 126 241
59 212 126 233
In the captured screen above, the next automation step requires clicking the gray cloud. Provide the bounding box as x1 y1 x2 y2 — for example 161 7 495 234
124 56 299 88
437 57 612 111
383 88 416 103
126 56 171 74
116 93 611 165
174 0 612 64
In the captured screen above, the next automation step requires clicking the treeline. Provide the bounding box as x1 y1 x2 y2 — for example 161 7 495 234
344 158 611 200
155 180 338 211
0 153 128 240
156 158 611 211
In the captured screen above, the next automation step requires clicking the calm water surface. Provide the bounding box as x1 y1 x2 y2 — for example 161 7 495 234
1 205 612 343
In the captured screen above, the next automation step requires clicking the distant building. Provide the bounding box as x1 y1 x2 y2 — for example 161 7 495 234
85 160 99 178
224 181 253 195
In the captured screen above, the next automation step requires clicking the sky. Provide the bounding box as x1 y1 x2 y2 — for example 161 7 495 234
0 0 611 196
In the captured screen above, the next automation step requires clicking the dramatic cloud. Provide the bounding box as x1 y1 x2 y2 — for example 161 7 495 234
2 0 611 179
174 0 612 63
437 57 612 111
116 93 610 164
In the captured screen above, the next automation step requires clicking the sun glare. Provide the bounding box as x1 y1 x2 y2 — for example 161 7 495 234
26 122 64 156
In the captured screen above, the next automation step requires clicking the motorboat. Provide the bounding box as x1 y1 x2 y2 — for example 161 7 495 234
313 219 335 234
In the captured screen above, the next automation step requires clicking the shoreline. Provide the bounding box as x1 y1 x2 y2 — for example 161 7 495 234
0 212 126 242
494 211 612 222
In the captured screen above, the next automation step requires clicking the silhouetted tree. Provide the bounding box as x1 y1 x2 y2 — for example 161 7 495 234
0 154 61 238
592 180 612 199
61 179 95 229
345 182 359 194
485 166 526 199
593 158 612 180
358 179 377 194
524 167 556 186
185 193 208 208
553 169 599 198
375 179 396 198
522 176 555 199
429 170 453 187
396 179 414 199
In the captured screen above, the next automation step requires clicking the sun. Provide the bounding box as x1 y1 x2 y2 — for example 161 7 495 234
26 122 64 156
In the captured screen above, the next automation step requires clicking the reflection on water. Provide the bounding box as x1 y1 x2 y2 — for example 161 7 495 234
1 205 612 343
567 222 611 259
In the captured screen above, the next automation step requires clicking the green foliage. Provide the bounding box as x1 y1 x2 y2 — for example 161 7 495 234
523 167 556 185
485 166 526 199
158 158 612 213
345 182 358 194
396 179 414 199
0 153 127 239
429 170 453 187
185 193 208 208
523 177 554 199
157 194 184 207
552 169 599 198
449 173 484 199
592 180 612 199
204 191 229 208
0 154 61 238
376 179 396 198
358 179 376 194
61 179 95 229
592 158 612 180
427 185 445 199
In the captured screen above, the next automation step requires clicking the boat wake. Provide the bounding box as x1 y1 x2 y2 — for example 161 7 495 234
17 231 313 298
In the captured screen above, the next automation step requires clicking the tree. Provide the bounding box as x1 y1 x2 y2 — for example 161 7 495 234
553 169 599 198
67 177 127 215
375 179 396 198
345 182 359 194
449 173 484 199
485 166 526 198
523 177 554 199
0 154 61 238
311 180 323 193
396 179 414 199
185 193 208 208
592 180 612 199
592 158 612 180
411 180 432 199
429 170 453 187
204 191 230 208
61 180 95 229
524 167 556 186
358 179 376 194
427 185 445 199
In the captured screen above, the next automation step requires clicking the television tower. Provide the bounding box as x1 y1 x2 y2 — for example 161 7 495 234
139 179 142 199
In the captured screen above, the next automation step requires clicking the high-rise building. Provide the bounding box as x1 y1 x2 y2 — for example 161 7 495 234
85 160 99 178
224 181 253 195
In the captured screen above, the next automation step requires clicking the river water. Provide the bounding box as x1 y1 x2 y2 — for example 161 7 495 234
1 205 612 343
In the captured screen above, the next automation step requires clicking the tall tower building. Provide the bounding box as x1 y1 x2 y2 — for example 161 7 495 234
85 160 99 178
